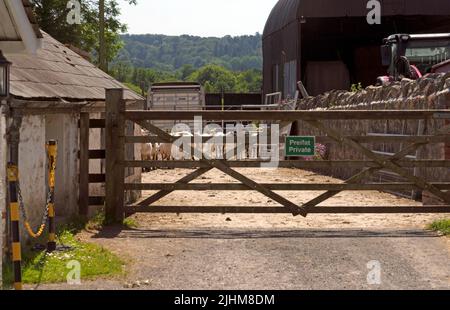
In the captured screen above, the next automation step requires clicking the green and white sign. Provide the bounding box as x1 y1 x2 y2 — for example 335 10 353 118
285 136 316 157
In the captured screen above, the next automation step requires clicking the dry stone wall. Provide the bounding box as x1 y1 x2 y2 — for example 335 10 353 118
296 73 450 203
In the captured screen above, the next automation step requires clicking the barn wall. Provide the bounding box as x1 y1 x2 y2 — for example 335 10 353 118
263 20 300 98
263 0 450 97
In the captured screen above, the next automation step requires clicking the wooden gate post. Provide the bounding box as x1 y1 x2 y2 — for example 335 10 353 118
105 89 125 223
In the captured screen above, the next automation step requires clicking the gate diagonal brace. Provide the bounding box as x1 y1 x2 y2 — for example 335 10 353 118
137 167 213 207
302 142 428 210
304 120 450 205
210 160 307 217
136 120 218 207
136 120 174 143
135 119 307 216
302 167 377 211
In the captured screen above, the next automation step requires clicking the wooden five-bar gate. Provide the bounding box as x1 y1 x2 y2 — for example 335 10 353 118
104 89 450 222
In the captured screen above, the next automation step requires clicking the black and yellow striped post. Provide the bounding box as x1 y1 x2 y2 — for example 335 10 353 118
46 140 57 252
7 163 22 290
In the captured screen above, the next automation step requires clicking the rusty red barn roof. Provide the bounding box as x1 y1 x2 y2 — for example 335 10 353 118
6 31 142 101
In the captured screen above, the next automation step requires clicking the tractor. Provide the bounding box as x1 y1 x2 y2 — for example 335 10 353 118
378 33 450 85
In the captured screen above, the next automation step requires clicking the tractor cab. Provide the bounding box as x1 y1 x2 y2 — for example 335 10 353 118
378 33 450 84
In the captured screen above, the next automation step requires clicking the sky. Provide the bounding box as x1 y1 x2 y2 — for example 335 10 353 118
118 0 278 37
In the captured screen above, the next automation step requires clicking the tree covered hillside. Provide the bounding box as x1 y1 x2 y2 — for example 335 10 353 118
115 33 262 71
29 1 263 94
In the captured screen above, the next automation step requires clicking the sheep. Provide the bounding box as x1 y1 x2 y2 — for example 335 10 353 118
158 143 173 161
141 143 153 172
247 131 259 159
141 143 152 160
210 132 233 159
151 143 160 161
172 131 196 160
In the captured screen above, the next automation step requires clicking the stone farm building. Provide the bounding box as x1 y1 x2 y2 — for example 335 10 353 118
0 0 143 242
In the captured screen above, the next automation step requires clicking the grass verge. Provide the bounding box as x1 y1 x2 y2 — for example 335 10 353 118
428 219 450 235
22 230 123 284
3 224 124 287
3 230 124 286
3 212 137 287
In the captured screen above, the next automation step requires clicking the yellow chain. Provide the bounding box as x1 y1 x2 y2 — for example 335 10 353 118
16 174 51 239
16 141 57 239
24 222 46 238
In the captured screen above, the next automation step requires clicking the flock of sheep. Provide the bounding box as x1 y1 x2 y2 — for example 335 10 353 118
140 127 270 170
140 132 233 164
140 141 185 164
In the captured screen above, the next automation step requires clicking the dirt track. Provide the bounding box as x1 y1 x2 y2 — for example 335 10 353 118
29 168 450 290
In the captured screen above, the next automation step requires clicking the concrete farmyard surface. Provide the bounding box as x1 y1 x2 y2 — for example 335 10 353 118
31 228 449 290
26 168 450 290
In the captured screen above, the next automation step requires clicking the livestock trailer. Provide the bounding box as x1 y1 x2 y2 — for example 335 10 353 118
147 82 206 133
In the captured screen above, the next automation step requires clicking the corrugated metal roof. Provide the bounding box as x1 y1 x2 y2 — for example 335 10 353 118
6 31 142 101
263 0 450 38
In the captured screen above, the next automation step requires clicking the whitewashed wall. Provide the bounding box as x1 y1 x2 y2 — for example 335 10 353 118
19 115 46 239
18 113 80 241
19 115 47 241
46 113 79 218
